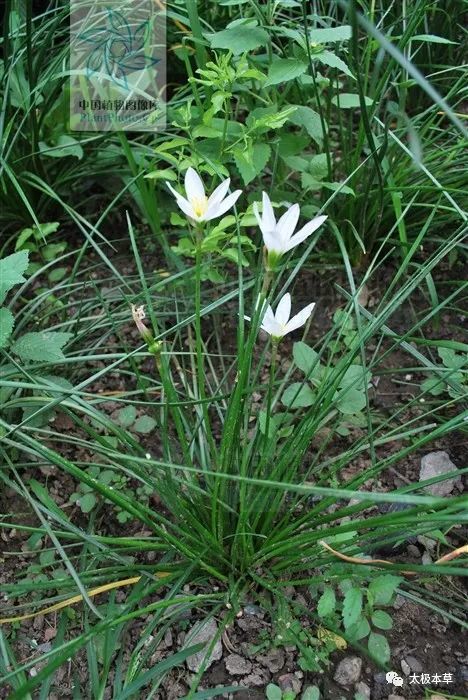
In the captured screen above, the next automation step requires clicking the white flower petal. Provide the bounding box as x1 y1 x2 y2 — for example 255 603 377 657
284 215 327 252
263 229 283 254
262 304 276 324
184 167 205 202
284 302 316 335
258 304 276 334
205 189 241 221
166 182 195 219
261 317 282 336
275 293 291 327
253 201 264 231
262 191 276 231
206 178 231 210
277 203 300 243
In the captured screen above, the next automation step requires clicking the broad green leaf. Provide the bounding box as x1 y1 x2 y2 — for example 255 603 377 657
283 155 309 172
307 154 329 181
144 168 178 181
336 387 367 414
259 411 293 439
421 377 444 395
339 364 371 390
193 125 223 139
438 346 466 369
234 143 271 185
320 181 355 196
315 50 354 79
133 415 157 434
289 105 324 145
368 574 402 605
223 248 249 266
308 25 352 43
208 24 269 55
282 383 315 408
12 332 72 363
0 308 14 349
29 479 70 521
368 632 390 664
301 687 320 700
118 405 137 427
342 587 363 629
266 685 282 700
278 133 309 157
0 250 29 304
293 342 320 376
15 227 35 251
301 173 323 191
371 610 393 630
259 410 276 439
43 243 66 262
317 587 336 618
39 135 83 159
39 549 55 566
264 58 308 87
48 267 69 283
412 33 457 44
347 616 370 641
77 492 97 514
22 401 57 428
14 223 60 250
247 105 298 132
331 93 373 109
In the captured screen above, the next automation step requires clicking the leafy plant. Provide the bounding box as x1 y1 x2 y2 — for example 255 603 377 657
1 2 467 698
421 345 467 399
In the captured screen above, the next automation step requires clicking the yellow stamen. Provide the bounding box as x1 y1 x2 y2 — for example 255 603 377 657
191 196 208 218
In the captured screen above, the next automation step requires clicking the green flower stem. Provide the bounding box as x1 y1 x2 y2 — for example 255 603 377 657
194 224 216 470
261 268 273 296
261 338 279 471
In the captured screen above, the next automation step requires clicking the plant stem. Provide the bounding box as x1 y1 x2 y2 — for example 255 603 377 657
194 225 216 470
261 339 278 473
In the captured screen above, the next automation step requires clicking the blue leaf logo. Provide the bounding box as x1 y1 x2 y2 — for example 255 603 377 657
78 7 160 89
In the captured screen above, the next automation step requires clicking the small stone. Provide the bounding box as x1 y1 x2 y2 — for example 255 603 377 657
33 615 45 631
406 544 420 558
405 656 422 673
242 673 264 687
278 673 302 694
417 534 436 552
224 654 252 675
334 656 362 686
422 552 432 565
165 629 173 646
355 681 371 699
258 648 285 673
400 659 411 676
393 594 406 610
184 619 222 672
244 604 264 618
419 451 459 496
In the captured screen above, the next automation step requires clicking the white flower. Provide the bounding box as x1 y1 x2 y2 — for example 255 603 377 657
166 167 242 223
253 192 327 264
131 304 153 344
246 292 315 340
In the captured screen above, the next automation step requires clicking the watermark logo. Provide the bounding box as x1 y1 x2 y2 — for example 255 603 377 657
386 671 404 687
70 0 166 131
385 670 455 687
78 8 160 90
